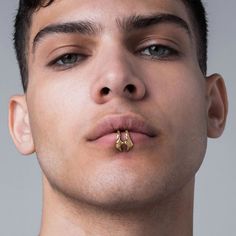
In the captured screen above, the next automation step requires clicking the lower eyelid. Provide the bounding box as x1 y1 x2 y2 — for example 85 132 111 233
139 46 178 56
48 53 84 67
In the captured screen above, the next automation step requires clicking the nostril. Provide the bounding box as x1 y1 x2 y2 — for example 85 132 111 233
100 87 110 96
125 84 136 94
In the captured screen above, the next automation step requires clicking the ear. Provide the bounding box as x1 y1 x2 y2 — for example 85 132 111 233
8 95 35 155
206 74 228 138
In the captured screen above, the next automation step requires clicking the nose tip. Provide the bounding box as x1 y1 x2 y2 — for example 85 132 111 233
91 44 146 104
91 62 146 104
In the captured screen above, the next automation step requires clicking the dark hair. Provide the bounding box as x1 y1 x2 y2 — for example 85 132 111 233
182 0 208 76
14 0 208 92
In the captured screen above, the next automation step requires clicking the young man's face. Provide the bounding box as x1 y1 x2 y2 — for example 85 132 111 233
18 0 216 208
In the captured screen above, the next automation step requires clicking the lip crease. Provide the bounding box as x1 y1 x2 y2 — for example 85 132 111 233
86 114 158 142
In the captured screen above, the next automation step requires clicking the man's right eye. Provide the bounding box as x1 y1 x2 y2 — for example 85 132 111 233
49 53 85 69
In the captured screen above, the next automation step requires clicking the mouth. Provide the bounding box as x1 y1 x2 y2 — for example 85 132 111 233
86 114 158 147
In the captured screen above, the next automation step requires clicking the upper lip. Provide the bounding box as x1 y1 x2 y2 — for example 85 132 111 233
86 114 158 141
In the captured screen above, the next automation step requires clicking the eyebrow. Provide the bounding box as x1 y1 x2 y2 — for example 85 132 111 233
117 13 191 36
33 20 103 52
32 13 191 52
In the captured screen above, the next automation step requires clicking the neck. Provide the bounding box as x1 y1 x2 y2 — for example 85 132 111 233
39 177 194 236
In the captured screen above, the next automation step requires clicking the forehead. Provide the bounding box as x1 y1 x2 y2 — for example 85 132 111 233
30 0 192 40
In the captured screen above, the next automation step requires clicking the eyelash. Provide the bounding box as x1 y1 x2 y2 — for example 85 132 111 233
47 44 179 70
138 44 179 60
48 53 86 69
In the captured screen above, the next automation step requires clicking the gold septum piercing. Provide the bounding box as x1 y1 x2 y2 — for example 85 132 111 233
115 130 134 152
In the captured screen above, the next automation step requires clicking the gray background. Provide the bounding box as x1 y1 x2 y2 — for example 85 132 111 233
0 1 235 235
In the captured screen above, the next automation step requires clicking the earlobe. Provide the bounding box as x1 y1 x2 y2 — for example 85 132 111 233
8 95 35 155
206 74 228 138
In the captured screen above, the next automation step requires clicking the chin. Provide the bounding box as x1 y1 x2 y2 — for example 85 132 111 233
55 168 187 212
43 148 199 212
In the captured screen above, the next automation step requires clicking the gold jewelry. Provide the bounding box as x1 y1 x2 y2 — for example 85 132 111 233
115 130 134 152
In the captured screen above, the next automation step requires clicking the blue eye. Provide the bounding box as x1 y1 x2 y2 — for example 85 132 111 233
55 54 82 66
140 45 178 59
48 53 86 70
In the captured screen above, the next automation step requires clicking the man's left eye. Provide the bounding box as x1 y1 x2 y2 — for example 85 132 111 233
139 45 178 59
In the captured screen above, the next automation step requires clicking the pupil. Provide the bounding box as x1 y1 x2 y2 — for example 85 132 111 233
63 54 77 64
150 46 166 56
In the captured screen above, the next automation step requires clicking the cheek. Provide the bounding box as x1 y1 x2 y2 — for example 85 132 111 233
147 64 207 129
147 65 208 171
27 75 90 159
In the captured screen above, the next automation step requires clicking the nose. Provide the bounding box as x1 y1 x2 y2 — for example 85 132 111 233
90 48 146 104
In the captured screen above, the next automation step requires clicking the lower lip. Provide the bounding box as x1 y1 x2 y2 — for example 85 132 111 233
90 132 154 148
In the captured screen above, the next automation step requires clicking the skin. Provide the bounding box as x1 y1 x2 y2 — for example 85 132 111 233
9 0 228 235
